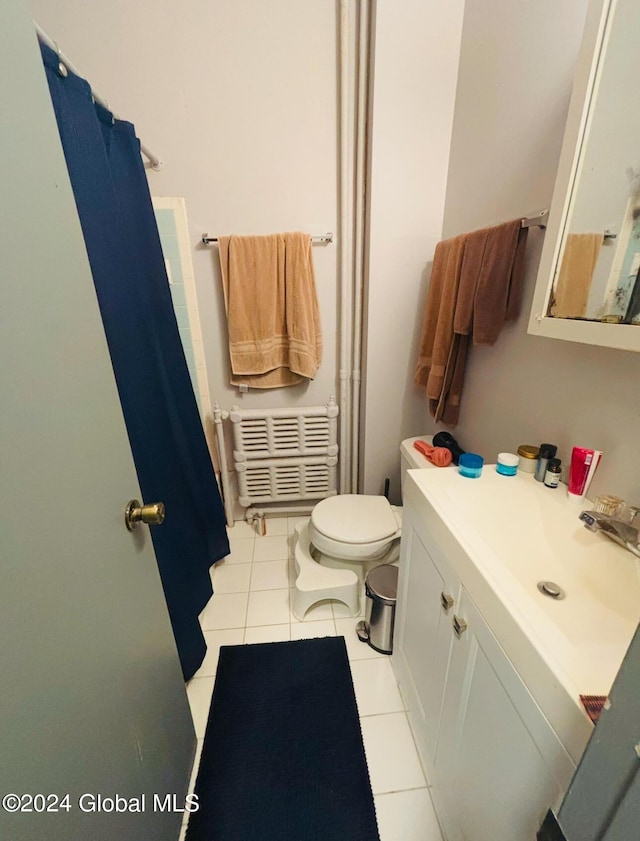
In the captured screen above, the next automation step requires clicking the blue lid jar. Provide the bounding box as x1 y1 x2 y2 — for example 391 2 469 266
458 452 484 479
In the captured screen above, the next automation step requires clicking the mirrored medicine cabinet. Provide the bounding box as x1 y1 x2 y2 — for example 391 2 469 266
528 0 640 352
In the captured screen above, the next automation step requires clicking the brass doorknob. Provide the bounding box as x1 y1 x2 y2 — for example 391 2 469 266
125 499 165 531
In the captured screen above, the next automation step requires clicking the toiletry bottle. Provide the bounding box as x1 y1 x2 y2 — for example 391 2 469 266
567 447 603 500
544 458 561 488
535 443 557 482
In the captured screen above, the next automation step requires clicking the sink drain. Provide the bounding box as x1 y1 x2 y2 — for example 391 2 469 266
537 581 566 600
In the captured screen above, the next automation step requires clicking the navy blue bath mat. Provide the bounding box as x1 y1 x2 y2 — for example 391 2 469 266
185 636 380 841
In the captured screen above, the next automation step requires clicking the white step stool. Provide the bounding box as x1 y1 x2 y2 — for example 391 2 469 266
292 520 360 620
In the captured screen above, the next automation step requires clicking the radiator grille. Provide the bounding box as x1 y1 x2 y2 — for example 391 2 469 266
238 460 332 503
230 413 334 459
230 400 338 506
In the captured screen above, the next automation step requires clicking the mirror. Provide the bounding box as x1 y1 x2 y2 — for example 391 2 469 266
528 0 640 352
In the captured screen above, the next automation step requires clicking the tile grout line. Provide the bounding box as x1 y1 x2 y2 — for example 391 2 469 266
241 547 255 642
374 785 431 796
244 558 255 643
358 708 409 719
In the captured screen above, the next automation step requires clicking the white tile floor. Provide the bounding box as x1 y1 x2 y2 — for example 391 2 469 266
181 517 443 841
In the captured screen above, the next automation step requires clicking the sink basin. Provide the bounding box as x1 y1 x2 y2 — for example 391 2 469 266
406 466 640 752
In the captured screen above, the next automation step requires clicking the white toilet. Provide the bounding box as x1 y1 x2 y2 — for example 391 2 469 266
292 435 440 619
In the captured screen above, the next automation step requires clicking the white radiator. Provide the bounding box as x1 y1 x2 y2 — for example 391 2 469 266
229 399 339 507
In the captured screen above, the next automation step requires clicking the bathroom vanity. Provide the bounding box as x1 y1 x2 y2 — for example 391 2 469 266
392 468 640 841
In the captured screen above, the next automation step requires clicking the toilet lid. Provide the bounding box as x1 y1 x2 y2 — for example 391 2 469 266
311 495 398 544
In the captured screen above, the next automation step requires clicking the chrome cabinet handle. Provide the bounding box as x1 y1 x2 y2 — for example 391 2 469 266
452 615 468 638
440 592 454 614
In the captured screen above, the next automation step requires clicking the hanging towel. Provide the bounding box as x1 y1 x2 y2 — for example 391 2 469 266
453 218 528 345
218 232 322 388
550 233 603 318
415 218 529 426
429 333 469 426
414 234 467 396
435 219 527 424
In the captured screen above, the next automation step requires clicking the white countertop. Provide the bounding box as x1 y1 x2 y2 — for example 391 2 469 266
405 466 640 761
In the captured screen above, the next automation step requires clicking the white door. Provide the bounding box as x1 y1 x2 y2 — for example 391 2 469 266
0 3 194 840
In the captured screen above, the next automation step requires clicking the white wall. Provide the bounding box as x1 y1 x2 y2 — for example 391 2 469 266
29 0 465 503
362 0 464 499
29 0 339 417
35 1 628 507
440 0 640 503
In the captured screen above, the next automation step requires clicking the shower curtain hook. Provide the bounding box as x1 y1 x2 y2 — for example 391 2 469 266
54 41 68 78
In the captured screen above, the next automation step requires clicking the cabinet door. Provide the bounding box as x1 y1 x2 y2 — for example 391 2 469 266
433 590 574 841
393 502 460 775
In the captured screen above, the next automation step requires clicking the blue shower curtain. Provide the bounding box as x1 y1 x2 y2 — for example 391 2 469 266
40 43 229 680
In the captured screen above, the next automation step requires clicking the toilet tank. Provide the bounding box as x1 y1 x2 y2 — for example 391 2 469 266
400 436 436 499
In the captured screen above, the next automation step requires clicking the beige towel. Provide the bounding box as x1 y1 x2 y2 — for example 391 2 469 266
550 233 603 318
414 235 467 394
218 232 322 389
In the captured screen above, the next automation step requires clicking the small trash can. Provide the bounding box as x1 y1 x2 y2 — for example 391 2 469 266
356 564 398 654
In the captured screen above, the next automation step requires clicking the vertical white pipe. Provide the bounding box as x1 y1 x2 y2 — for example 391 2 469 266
212 403 234 527
351 0 370 492
339 0 352 494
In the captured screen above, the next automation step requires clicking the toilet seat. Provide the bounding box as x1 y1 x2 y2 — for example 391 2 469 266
309 494 401 562
311 494 398 544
